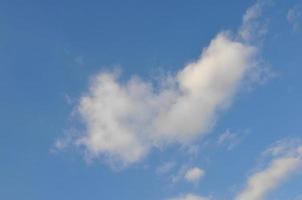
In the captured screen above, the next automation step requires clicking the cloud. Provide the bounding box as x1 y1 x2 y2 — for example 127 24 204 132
73 33 255 166
58 0 274 167
169 139 302 200
217 129 244 150
168 193 210 200
287 5 302 32
239 0 270 41
184 167 205 183
235 140 302 200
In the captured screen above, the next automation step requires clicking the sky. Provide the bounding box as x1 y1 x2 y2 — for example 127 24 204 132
1 0 302 200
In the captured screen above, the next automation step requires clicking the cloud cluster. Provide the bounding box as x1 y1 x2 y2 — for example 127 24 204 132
57 0 302 199
168 139 302 200
235 140 302 200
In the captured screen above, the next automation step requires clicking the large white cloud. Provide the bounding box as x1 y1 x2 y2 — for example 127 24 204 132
235 140 302 200
59 0 274 167
75 33 255 166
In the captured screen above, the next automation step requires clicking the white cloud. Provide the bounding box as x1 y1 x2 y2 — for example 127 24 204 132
72 32 256 166
235 140 302 200
168 193 210 200
57 0 276 168
184 167 205 183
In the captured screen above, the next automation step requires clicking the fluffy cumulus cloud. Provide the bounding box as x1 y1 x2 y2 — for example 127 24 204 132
75 33 255 166
58 0 272 167
184 167 205 183
168 193 210 200
235 140 302 200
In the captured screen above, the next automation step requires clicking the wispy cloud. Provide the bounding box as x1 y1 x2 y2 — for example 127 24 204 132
168 139 302 200
238 0 271 42
235 139 302 200
217 129 242 150
287 5 302 32
156 161 176 175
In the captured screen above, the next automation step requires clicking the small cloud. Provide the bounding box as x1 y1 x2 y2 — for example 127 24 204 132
50 129 79 153
235 139 302 200
168 193 210 200
184 167 205 183
263 138 302 158
287 5 302 32
217 129 237 145
217 129 244 151
239 0 271 42
50 136 70 154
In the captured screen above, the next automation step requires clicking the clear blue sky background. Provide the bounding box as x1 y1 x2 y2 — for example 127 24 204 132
0 0 301 199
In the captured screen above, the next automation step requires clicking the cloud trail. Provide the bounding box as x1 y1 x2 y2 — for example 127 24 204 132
235 140 302 200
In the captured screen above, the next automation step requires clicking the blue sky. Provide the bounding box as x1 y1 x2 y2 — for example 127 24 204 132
1 0 302 200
